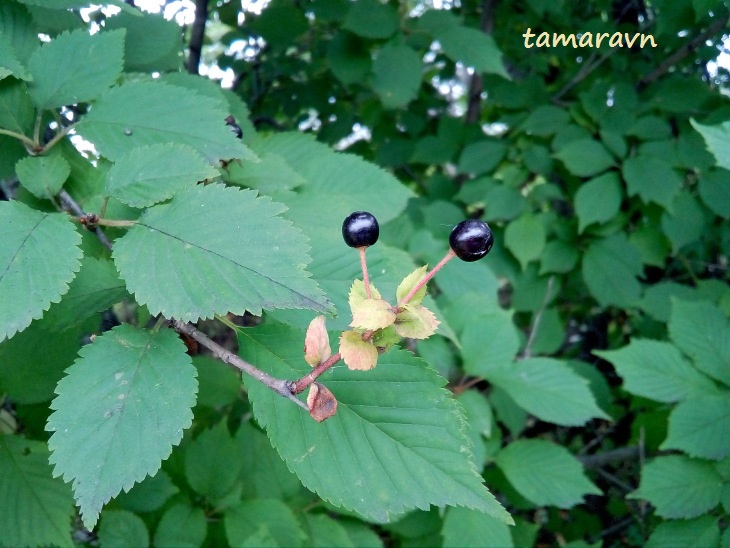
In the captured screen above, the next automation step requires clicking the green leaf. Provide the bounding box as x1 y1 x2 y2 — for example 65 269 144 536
43 257 128 332
15 154 70 199
539 240 579 274
622 155 683 210
27 29 124 109
691 119 730 170
647 516 721 548
327 31 371 86
630 456 723 519
638 282 701 322
595 340 718 403
669 299 730 386
0 201 82 342
250 4 308 48
396 265 428 306
575 173 622 233
105 144 218 207
343 0 399 39
371 45 422 109
698 169 730 219
104 10 182 72
554 139 614 177
660 192 706 252
461 308 520 375
487 358 609 426
46 325 197 528
184 421 243 501
0 78 34 133
193 355 242 409
76 80 254 163
302 514 355 548
224 151 306 194
98 510 149 548
426 20 508 78
153 503 207 548
521 105 570 136
0 436 74 548
457 390 494 439
457 141 508 176
495 439 601 508
482 185 526 221
114 470 179 514
581 233 642 308
112 184 330 321
0 2 38 66
505 214 546 269
0 28 31 81
239 322 512 523
442 507 513 548
225 499 305 548
662 396 730 460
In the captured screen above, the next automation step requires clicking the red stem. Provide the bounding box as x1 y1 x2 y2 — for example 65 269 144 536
398 249 456 308
358 246 371 298
291 352 342 394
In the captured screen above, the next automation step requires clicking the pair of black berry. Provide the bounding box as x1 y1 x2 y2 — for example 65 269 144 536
342 211 493 262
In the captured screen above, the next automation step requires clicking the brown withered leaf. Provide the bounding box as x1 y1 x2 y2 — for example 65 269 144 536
307 382 338 422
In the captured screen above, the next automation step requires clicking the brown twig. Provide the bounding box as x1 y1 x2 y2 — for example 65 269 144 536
290 352 342 394
636 14 730 91
173 320 308 411
58 189 113 251
186 0 208 75
577 446 640 468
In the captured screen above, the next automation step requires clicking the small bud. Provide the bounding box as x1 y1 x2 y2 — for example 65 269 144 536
307 382 338 422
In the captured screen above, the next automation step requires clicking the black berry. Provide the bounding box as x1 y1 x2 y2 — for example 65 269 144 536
342 211 379 248
449 219 494 262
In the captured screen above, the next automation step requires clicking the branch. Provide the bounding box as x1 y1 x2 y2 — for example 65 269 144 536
636 14 730 91
290 352 342 394
58 189 113 251
552 49 617 103
577 446 640 468
187 0 208 75
173 320 309 411
464 0 496 124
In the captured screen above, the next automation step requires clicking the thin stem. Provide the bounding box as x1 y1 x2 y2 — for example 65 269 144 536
397 249 456 308
0 128 37 150
215 313 240 332
520 275 555 359
290 352 342 394
99 196 109 219
39 123 74 154
151 316 166 332
358 247 371 298
33 112 42 145
58 189 113 251
677 254 699 285
173 320 308 411
95 218 137 228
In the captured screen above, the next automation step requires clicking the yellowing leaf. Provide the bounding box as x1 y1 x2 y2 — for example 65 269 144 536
304 315 331 366
348 279 382 312
339 330 378 371
396 265 428 305
350 298 396 330
394 304 440 339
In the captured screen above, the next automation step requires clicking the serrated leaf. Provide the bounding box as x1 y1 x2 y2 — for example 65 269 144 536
225 151 306 194
351 298 396 330
98 510 149 548
104 10 182 72
343 0 399 39
622 155 683 210
0 78 34 133
225 499 305 548
0 32 31 81
184 421 242 502
630 456 723 519
660 191 706 252
371 45 422 109
505 214 546 269
348 278 382 311
154 504 207 548
461 308 520 375
495 439 601 508
691 118 730 170
43 257 128 332
488 358 610 426
302 513 355 548
698 169 730 219
457 141 507 177
442 507 513 548
669 299 730 386
662 396 730 460
46 325 197 528
239 323 512 524
193 356 242 409
554 139 614 177
15 153 71 199
575 173 622 233
114 470 179 514
76 80 254 163
339 330 379 371
594 339 719 403
394 303 440 339
304 315 331 366
0 436 74 548
105 143 218 207
112 184 330 321
582 233 642 308
0 201 82 342
647 516 721 548
27 28 124 109
426 19 508 78
396 265 428 305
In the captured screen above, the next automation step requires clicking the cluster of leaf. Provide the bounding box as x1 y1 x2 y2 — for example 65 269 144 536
1 0 730 547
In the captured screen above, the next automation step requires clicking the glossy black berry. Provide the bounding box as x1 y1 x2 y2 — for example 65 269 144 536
449 219 494 262
342 211 379 248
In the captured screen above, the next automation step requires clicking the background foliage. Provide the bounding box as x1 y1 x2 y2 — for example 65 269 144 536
1 0 729 546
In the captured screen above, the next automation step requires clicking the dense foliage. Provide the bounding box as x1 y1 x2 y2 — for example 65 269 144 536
1 0 729 546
